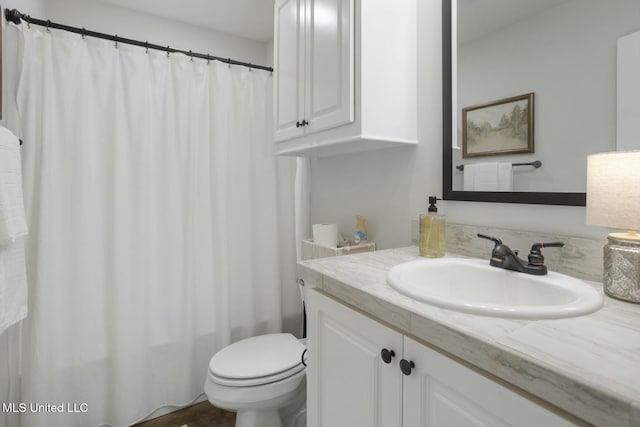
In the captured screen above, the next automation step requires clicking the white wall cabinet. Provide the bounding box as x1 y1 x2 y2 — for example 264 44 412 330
307 290 576 427
273 0 354 143
273 0 418 157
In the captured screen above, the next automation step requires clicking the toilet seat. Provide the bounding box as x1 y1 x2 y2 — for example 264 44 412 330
208 333 306 387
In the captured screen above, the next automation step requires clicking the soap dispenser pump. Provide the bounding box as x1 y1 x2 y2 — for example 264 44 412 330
419 196 446 258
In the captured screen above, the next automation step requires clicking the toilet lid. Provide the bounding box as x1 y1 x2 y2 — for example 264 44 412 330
209 333 306 381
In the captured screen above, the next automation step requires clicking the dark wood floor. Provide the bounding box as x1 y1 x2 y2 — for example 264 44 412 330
132 402 236 427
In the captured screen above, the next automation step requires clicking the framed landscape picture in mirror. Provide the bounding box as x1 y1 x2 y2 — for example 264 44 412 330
462 93 534 158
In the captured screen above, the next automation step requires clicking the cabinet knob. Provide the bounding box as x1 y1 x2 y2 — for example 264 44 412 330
380 348 395 364
400 359 415 376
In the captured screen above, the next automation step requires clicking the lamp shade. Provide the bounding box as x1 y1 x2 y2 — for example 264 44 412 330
586 151 640 230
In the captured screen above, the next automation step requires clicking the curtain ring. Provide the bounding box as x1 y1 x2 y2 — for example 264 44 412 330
206 54 211 65
46 20 51 32
249 63 252 72
25 16 32 28
227 58 231 68
189 50 193 62
114 35 119 49
167 46 171 58
81 28 86 40
145 41 149 54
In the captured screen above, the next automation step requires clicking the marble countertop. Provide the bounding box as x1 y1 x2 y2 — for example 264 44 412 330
297 246 640 427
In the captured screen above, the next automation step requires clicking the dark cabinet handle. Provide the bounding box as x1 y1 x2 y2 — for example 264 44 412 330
296 121 302 128
400 359 415 376
296 120 309 128
380 348 395 364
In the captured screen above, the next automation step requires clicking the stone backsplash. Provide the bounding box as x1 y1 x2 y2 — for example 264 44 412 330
413 221 604 282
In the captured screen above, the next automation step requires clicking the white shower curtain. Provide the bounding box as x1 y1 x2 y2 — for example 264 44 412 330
16 26 298 427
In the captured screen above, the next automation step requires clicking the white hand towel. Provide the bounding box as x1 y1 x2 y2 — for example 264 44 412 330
463 162 513 191
0 238 28 334
463 164 476 191
0 127 28 245
0 127 28 335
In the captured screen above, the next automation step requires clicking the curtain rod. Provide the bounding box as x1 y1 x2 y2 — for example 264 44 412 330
4 8 274 73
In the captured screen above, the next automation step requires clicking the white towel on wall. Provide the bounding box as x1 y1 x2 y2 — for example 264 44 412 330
463 162 513 191
0 127 28 335
0 127 28 244
0 238 28 333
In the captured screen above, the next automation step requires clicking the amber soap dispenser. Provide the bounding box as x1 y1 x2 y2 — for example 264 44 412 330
419 196 446 258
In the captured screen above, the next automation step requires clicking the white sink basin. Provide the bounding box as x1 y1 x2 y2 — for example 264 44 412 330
386 258 603 319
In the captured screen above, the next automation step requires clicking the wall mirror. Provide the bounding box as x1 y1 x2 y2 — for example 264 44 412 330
442 0 639 205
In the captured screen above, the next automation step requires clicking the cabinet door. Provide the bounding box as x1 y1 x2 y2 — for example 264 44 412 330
402 337 574 427
307 290 403 427
274 0 306 142
304 0 354 134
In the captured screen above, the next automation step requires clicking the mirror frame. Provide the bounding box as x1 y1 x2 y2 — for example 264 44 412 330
441 0 586 206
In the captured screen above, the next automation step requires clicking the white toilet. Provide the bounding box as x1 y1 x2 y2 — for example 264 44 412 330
204 333 307 427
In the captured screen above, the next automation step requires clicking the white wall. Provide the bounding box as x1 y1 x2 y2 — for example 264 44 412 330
265 38 274 68
310 0 609 250
618 30 640 151
2 0 45 16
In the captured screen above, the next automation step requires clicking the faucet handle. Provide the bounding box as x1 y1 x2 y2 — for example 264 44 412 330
477 233 502 246
528 242 564 265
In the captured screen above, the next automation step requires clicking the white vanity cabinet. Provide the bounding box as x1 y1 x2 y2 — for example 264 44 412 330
307 290 576 427
307 288 403 426
273 0 418 157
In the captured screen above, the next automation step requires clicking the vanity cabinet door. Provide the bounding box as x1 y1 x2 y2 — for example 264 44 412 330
402 336 574 427
273 0 417 156
307 290 403 427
